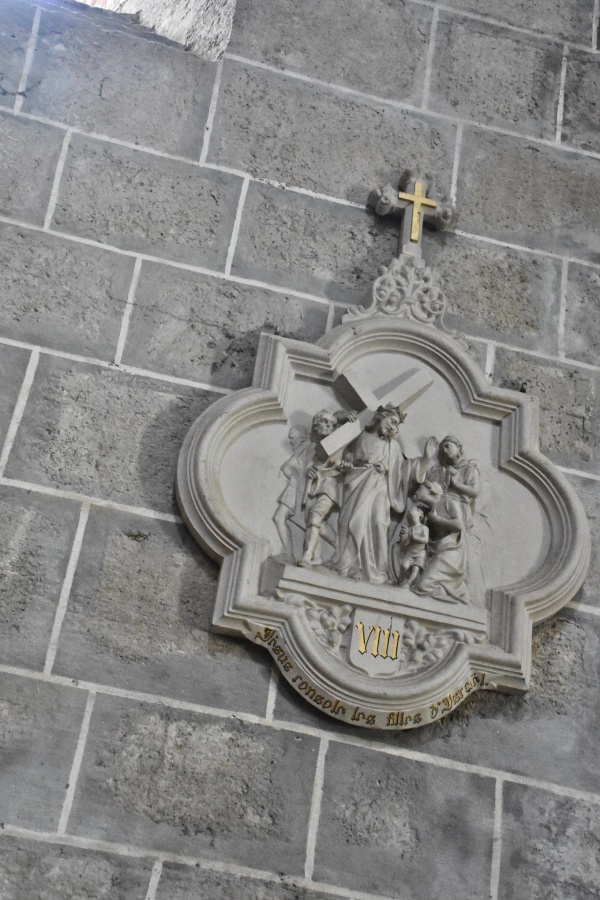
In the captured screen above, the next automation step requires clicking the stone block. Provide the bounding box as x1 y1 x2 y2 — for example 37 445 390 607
458 128 600 264
274 612 600 795
494 349 600 473
429 15 562 139
0 343 31 452
231 182 399 304
564 262 600 367
0 834 153 900
52 506 271 713
313 742 495 899
52 135 243 267
0 672 88 830
23 9 217 157
0 1 35 109
0 485 80 670
498 782 600 900
0 112 65 227
0 223 135 358
563 52 600 154
398 610 600 793
68 695 319 870
5 355 218 513
438 0 593 43
122 261 329 389
156 864 346 900
567 474 600 609
422 230 562 351
208 60 457 204
229 0 432 105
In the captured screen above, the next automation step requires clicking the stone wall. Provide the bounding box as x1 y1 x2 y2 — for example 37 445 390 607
0 0 599 897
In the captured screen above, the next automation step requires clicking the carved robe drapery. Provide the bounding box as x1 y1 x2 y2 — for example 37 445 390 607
414 494 469 603
333 433 427 584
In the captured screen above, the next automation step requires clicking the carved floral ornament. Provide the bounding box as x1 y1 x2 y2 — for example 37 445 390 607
176 171 590 730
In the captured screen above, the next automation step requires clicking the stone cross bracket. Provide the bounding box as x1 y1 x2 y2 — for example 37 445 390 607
368 168 456 258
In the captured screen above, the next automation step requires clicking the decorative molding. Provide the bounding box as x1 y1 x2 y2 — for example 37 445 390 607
176 316 590 728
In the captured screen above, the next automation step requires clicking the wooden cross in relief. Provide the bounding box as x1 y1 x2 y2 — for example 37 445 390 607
369 169 455 258
314 367 433 462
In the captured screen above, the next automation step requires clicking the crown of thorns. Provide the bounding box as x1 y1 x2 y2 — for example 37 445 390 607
375 403 407 423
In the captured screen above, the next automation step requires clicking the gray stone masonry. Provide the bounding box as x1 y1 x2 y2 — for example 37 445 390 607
564 262 600 366
208 60 457 205
0 343 32 450
156 864 350 900
274 611 600 795
23 8 216 157
0 222 135 357
5 356 220 514
0 485 80 670
314 742 495 900
0 112 64 227
0 672 89 830
0 836 153 900
499 782 600 900
231 182 399 305
566 475 600 610
229 0 433 104
67 695 319 870
429 14 563 139
0 1 35 108
458 128 600 265
438 0 594 42
563 51 600 154
422 230 562 352
53 135 243 267
51 506 271 711
494 349 600 474
0 0 600 896
123 261 329 389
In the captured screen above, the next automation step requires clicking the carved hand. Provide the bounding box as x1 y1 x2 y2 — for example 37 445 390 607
424 436 439 459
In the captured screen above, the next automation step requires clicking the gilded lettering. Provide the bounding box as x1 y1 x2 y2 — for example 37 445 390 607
331 699 346 716
379 628 391 659
356 622 375 654
256 627 277 643
351 706 366 722
370 626 382 657
389 630 401 661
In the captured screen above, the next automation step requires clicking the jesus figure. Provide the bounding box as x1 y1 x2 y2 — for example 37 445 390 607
332 404 437 584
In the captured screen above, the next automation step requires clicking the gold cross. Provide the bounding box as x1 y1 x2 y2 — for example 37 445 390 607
398 181 437 242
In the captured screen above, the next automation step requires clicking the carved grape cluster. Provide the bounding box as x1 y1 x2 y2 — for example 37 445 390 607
283 594 353 653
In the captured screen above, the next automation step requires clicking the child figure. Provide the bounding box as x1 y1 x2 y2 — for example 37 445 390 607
398 507 429 587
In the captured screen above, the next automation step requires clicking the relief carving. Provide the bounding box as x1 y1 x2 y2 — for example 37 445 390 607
272 408 486 608
176 165 590 729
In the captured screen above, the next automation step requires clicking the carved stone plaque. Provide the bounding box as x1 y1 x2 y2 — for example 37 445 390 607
176 173 590 729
